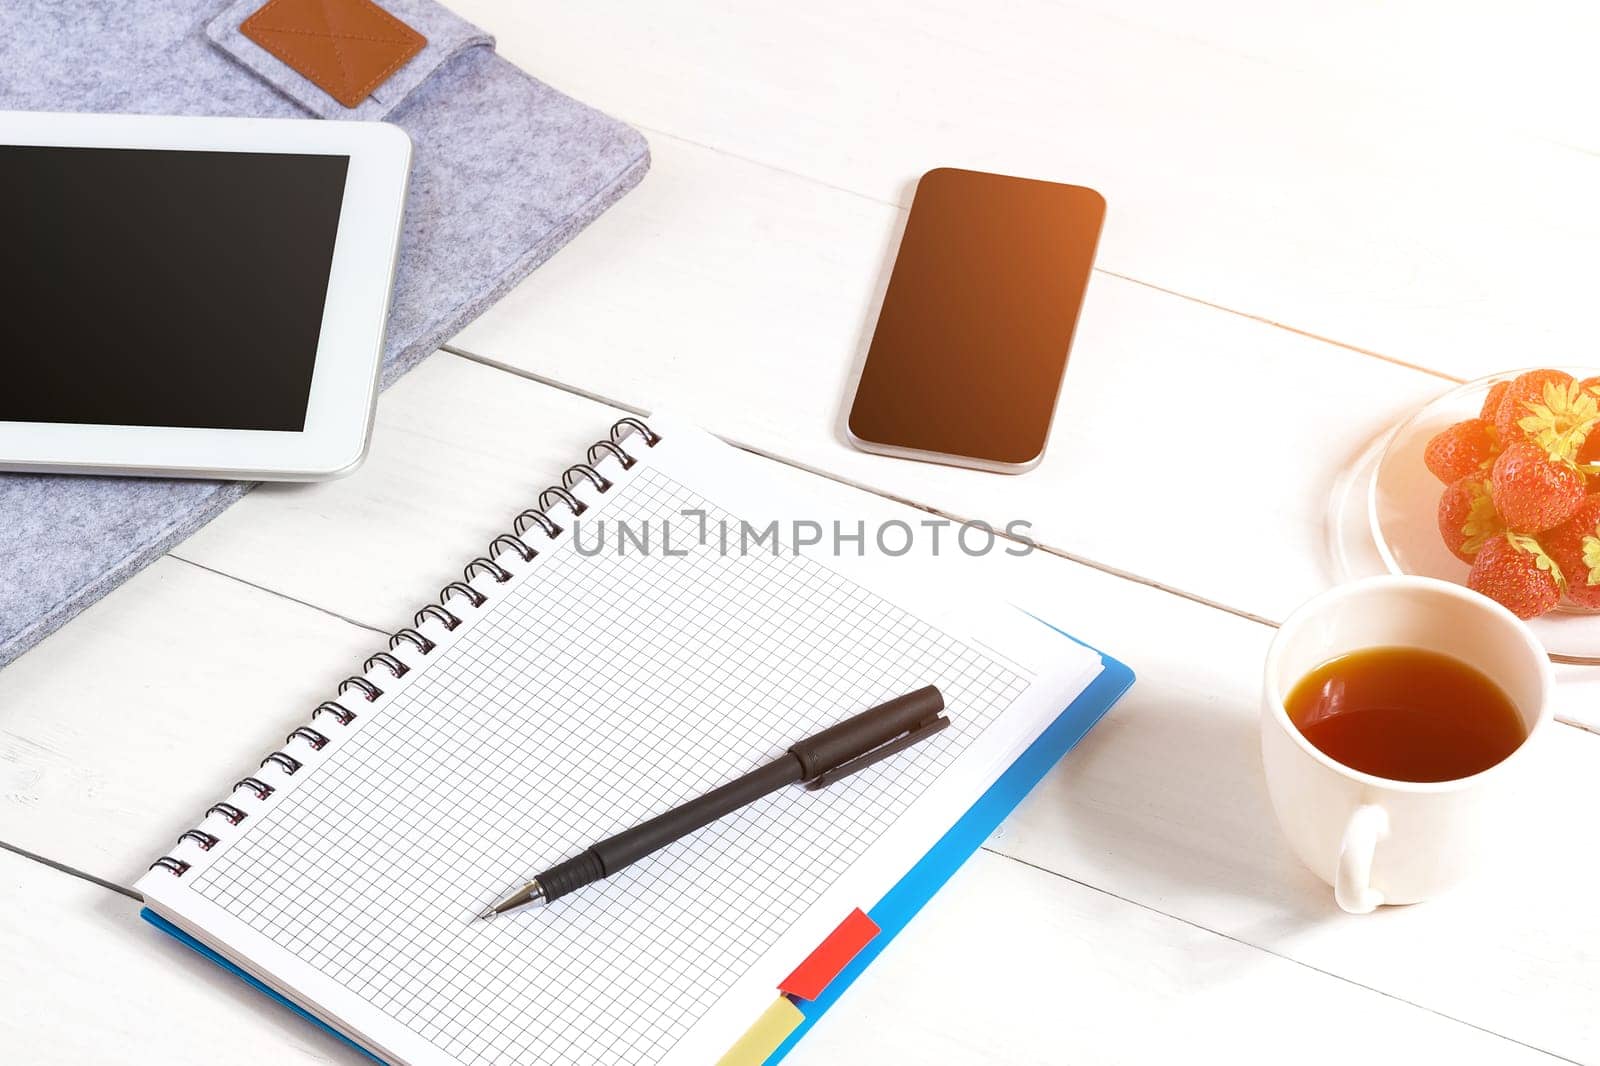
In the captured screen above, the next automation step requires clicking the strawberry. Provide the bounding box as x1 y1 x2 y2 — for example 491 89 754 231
1489 439 1587 533
1424 419 1496 484
1437 476 1500 563
1579 428 1600 474
1480 380 1511 421
1578 379 1600 471
1491 369 1593 464
1467 533 1565 619
1492 369 1575 442
1542 495 1600 609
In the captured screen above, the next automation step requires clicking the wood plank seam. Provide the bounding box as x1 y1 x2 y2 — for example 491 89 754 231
163 554 391 637
1 829 1570 1065
437 346 1336 630
990 847 1579 1066
0 839 140 902
447 345 1282 628
1095 269 1469 386
449 343 1600 706
621 126 1476 384
633 121 894 209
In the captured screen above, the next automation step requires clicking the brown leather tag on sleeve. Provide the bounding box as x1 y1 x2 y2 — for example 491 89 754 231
240 0 427 109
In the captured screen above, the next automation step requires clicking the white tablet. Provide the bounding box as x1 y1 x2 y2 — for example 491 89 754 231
0 111 411 480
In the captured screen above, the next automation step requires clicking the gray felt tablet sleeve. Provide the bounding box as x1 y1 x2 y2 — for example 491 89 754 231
0 0 649 669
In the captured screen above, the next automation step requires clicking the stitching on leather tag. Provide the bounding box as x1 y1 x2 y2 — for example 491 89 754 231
241 0 427 109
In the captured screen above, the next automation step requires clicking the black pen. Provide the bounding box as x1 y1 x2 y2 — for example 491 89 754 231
479 685 949 917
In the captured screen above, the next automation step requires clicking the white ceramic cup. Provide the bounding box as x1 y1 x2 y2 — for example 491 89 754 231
1261 575 1554 913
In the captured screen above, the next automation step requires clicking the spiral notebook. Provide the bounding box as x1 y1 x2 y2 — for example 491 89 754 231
135 414 1129 1066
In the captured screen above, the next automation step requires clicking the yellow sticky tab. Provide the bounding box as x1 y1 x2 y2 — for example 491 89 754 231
715 997 805 1066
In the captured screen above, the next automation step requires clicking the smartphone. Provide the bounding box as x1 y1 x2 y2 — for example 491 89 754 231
847 168 1105 472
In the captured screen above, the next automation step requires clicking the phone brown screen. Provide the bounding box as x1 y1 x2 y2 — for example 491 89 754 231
848 169 1104 467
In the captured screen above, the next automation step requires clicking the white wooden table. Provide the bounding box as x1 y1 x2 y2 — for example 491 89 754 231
4 3 1599 1062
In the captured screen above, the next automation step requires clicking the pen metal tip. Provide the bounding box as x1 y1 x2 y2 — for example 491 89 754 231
478 879 546 922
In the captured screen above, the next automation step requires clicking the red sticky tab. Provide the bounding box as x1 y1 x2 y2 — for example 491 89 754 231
779 908 880 1001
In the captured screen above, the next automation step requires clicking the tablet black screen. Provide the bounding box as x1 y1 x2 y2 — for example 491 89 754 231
0 145 349 432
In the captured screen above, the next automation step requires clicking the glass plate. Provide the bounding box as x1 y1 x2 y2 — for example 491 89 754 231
1328 367 1600 665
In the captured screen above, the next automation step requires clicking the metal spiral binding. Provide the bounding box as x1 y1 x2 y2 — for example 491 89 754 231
514 509 561 539
339 675 383 701
490 533 537 563
233 776 274 800
313 701 358 726
563 463 613 494
441 581 487 609
205 803 247 825
464 556 512 584
364 651 408 678
414 603 460 631
538 485 586 517
390 628 436 655
178 830 219 851
287 726 329 751
261 752 303 776
587 440 635 471
148 418 660 877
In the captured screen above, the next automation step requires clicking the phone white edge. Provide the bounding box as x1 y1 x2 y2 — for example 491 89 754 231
844 422 1047 474
840 166 1101 477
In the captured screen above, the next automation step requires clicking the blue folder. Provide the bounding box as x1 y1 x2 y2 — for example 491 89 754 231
142 630 1134 1065
764 644 1133 1063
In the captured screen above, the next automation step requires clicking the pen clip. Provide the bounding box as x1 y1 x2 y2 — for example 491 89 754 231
804 714 950 790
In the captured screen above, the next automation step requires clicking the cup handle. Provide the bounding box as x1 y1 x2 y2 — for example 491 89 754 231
1334 804 1389 913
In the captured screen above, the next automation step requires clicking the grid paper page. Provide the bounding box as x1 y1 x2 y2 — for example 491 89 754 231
188 467 1030 1066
